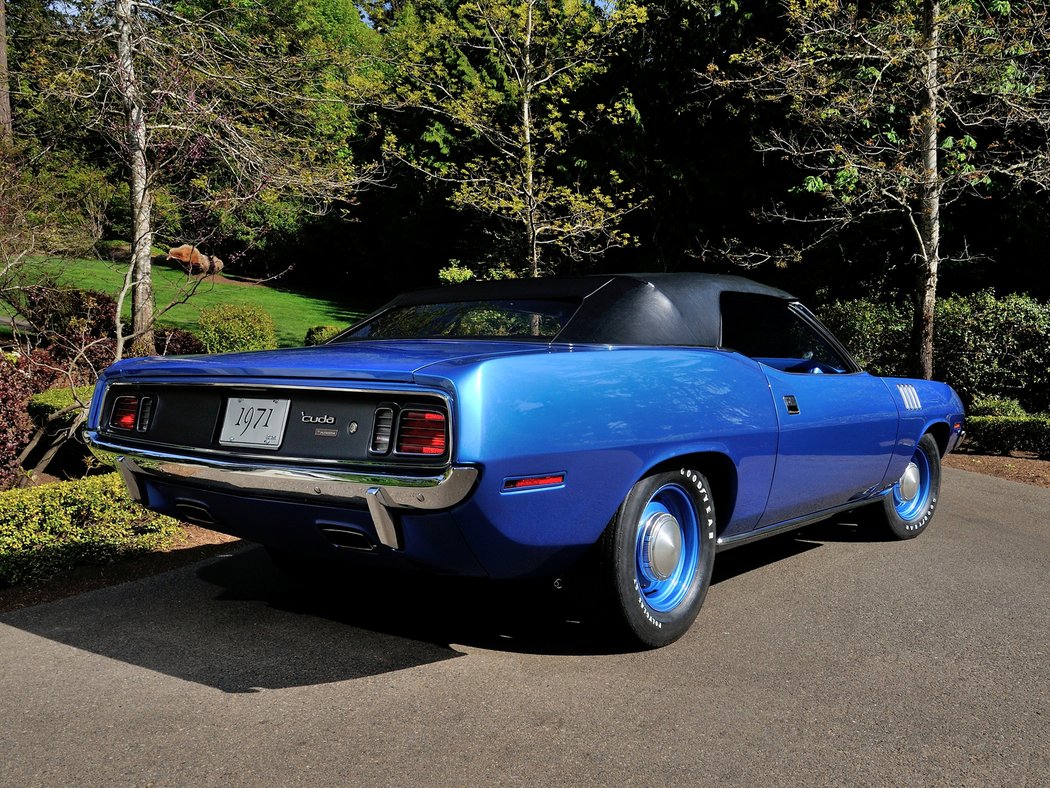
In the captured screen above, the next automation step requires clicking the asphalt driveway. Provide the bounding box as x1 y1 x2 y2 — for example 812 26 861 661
1 467 1047 786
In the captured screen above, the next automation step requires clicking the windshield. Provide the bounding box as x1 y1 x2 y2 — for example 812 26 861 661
340 299 580 341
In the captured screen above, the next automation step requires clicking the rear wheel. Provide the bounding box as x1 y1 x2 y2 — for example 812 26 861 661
599 468 717 648
874 433 942 539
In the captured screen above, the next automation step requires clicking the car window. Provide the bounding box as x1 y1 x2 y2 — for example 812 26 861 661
720 293 850 374
342 299 580 341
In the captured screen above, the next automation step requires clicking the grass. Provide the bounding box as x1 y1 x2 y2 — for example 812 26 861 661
13 256 369 347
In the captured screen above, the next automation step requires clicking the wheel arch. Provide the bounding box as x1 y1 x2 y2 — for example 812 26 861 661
925 420 951 457
645 452 737 534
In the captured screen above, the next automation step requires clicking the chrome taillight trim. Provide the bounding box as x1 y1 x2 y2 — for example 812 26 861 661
95 381 455 470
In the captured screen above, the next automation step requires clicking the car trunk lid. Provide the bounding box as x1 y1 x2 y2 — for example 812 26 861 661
107 340 546 383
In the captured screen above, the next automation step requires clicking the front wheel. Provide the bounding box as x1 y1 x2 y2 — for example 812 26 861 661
874 433 942 540
599 468 717 648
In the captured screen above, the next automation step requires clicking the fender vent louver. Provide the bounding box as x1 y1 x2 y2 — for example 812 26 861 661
897 384 922 411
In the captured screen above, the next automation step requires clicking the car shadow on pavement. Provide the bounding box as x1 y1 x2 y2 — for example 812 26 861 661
196 535 836 658
1 520 872 688
0 546 464 693
710 531 822 585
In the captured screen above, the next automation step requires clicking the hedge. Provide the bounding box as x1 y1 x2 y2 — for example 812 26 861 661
820 290 1050 413
0 474 181 586
968 397 1027 418
27 385 95 428
965 416 1050 459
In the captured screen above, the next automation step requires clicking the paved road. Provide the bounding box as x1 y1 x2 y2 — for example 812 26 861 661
2 468 1047 786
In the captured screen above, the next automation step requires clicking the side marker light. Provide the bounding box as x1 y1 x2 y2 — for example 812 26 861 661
503 474 566 491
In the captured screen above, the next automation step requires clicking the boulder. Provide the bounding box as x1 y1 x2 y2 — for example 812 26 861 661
167 244 218 275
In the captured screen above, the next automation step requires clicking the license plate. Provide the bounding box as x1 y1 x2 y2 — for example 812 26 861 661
219 397 291 449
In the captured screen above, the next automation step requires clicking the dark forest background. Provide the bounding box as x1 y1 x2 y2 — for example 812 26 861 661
3 0 1048 310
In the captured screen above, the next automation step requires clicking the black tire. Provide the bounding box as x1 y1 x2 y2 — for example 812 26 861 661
873 433 942 540
599 468 717 648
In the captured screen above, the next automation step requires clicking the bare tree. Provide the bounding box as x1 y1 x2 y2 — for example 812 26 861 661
0 0 10 141
43 0 380 355
704 0 1050 378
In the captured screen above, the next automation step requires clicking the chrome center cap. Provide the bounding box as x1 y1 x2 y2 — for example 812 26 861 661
898 462 921 502
643 512 683 580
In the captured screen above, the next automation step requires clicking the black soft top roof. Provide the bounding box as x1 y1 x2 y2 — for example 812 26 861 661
366 273 796 347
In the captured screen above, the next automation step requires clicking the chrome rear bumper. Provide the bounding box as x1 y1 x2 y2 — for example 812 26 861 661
84 431 478 550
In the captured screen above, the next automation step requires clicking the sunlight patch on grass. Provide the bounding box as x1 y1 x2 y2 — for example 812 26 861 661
14 256 368 347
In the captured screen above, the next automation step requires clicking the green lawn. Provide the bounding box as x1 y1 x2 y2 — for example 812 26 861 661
19 256 369 347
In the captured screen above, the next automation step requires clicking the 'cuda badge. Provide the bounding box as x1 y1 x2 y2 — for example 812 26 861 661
301 411 336 424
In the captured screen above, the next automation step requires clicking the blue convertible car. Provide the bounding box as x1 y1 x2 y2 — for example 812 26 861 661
86 274 965 647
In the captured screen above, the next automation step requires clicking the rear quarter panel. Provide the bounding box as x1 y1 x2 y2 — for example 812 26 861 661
416 346 779 577
880 378 966 484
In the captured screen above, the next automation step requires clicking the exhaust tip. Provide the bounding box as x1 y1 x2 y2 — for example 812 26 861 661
175 499 218 526
318 522 375 552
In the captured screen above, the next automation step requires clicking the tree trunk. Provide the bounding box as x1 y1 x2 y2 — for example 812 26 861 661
522 0 539 280
914 0 940 380
0 0 12 141
115 0 155 355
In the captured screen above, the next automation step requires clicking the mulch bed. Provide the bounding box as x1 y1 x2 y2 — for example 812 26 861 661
943 450 1050 489
2 451 1047 614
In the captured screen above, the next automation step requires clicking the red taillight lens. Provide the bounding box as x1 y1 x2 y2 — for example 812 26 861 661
110 396 140 431
396 410 447 456
109 394 153 432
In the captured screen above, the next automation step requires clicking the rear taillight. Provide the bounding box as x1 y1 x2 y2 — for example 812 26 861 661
109 395 153 432
396 410 447 456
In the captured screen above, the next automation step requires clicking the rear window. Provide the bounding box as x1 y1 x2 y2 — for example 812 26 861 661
341 299 580 341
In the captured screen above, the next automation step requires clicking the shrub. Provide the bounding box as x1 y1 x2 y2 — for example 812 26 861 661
12 281 118 381
969 397 1027 418
0 473 181 586
966 416 1020 455
0 356 35 490
156 328 205 356
27 385 96 428
1031 417 1050 459
18 279 117 341
934 291 1050 413
818 298 911 377
966 415 1050 459
438 263 476 285
5 151 117 256
821 291 1050 413
197 303 278 354
304 325 342 346
4 348 63 394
